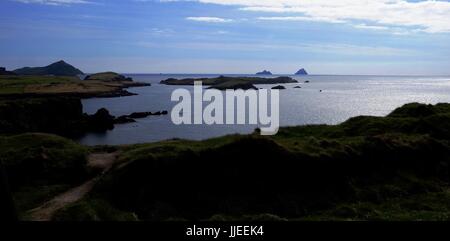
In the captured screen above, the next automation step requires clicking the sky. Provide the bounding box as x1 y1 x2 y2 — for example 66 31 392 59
0 0 450 75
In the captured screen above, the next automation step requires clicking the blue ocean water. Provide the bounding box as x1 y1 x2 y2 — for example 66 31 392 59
78 74 450 145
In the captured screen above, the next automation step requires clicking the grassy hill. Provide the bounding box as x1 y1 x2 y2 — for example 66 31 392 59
13 60 84 76
0 74 148 97
47 103 450 221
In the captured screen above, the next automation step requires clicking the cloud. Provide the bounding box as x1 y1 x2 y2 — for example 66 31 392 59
186 17 233 23
14 0 91 5
166 0 450 33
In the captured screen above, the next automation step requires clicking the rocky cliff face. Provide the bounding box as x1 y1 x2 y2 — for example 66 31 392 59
0 97 114 136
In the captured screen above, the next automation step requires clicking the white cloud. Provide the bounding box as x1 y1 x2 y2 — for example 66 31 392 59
168 0 450 33
14 0 91 5
186 16 233 23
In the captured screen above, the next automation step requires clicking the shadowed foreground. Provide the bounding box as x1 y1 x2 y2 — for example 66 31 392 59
2 103 450 221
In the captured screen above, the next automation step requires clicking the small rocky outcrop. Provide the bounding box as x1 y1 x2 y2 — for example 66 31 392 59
85 108 115 132
272 85 286 90
114 110 169 124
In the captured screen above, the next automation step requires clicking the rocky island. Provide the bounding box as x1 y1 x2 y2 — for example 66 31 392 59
160 75 297 90
256 70 272 75
295 68 308 75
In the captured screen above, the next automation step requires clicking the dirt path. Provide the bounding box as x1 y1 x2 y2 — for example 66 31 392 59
28 152 120 221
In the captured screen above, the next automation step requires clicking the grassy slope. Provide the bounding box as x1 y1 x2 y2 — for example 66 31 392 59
0 133 89 218
53 103 450 221
0 75 140 96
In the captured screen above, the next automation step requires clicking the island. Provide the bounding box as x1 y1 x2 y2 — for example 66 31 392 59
295 68 308 75
160 75 297 90
256 70 272 75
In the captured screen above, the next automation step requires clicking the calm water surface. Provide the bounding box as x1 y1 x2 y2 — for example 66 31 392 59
78 74 450 145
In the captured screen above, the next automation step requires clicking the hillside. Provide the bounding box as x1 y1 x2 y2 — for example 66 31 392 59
13 61 84 76
36 102 450 221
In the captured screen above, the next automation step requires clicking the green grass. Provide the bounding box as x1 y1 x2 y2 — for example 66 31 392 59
68 102 450 221
0 133 89 216
13 184 71 219
298 189 450 221
5 102 450 221
53 198 138 221
0 75 77 95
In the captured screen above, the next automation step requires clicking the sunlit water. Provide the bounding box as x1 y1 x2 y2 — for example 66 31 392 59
78 74 450 145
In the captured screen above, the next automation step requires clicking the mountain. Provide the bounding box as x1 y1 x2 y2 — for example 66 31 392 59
13 60 84 76
256 70 272 75
295 68 308 75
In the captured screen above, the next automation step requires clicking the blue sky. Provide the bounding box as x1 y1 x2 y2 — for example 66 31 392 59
1 0 450 75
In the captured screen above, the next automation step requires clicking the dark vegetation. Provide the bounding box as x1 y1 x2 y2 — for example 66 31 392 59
52 103 450 221
0 67 17 76
0 97 116 137
0 133 89 216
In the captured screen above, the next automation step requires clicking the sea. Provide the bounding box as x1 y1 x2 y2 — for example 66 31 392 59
78 74 450 145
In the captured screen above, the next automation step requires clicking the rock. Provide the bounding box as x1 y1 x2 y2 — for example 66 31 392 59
295 68 308 75
86 108 115 131
272 85 286 90
128 112 152 119
162 110 168 115
256 70 272 75
114 116 136 124
294 86 302 89
304 80 310 83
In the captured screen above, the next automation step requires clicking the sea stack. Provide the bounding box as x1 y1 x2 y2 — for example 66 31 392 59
295 68 308 75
